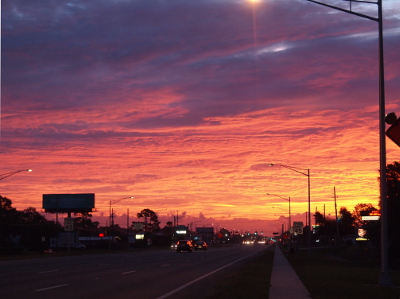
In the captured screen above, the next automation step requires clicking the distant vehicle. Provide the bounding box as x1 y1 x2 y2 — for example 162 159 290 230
194 241 208 251
242 240 254 245
176 240 193 252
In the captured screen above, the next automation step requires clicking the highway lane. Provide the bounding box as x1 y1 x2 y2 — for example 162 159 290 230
0 243 271 299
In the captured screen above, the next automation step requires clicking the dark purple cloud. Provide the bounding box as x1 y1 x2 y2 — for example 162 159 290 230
3 0 398 127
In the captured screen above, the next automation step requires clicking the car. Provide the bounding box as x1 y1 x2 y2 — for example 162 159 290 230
176 240 193 252
194 241 208 251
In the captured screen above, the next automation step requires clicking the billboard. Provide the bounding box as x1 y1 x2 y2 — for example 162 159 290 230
132 222 144 230
43 193 95 212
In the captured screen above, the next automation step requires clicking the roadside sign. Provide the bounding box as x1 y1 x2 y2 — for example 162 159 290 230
293 222 304 235
64 218 74 231
133 222 144 230
362 216 380 221
386 118 400 147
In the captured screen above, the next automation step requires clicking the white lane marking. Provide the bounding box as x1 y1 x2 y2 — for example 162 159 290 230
157 248 266 299
121 270 136 275
38 270 59 274
35 284 68 292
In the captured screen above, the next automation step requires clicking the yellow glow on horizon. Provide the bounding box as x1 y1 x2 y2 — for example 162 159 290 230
2 105 388 234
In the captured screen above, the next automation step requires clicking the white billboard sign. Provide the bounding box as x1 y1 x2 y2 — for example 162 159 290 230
361 216 380 221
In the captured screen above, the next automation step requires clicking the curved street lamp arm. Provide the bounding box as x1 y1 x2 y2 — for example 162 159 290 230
269 163 309 177
110 196 134 205
306 0 379 22
266 193 289 201
0 169 32 181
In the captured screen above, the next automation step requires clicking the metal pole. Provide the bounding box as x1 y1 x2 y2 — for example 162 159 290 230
377 0 390 286
288 196 291 234
109 201 112 250
334 187 340 246
305 0 390 285
307 169 311 257
127 208 129 232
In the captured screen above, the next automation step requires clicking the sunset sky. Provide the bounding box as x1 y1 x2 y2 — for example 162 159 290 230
2 0 400 235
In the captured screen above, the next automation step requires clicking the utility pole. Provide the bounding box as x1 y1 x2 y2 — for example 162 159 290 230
334 187 340 246
127 208 129 237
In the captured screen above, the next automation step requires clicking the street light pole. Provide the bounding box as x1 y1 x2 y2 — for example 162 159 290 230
269 164 311 256
305 0 390 286
267 193 291 234
108 196 134 249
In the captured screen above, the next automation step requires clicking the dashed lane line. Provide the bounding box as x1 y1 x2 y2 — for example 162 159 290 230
121 270 137 275
157 248 266 299
35 284 68 292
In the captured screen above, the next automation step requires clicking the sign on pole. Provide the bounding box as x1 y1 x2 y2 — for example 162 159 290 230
362 216 380 221
64 218 74 231
132 222 144 230
386 118 400 147
293 222 304 235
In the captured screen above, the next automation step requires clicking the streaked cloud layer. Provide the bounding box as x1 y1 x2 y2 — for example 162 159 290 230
2 0 400 233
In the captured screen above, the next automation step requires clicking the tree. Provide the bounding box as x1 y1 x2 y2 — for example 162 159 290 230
0 195 14 211
160 222 174 235
382 161 400 261
1 197 60 252
136 209 160 233
20 207 48 223
0 195 19 249
73 212 100 236
338 207 355 236
314 211 325 225
352 203 377 226
313 211 338 245
18 207 53 251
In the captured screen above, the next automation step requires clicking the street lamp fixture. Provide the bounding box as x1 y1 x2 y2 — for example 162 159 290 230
305 0 390 287
109 196 134 227
269 163 311 256
267 193 291 235
109 196 134 249
0 169 32 181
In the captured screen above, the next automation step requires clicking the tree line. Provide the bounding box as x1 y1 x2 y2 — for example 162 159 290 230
1 161 400 260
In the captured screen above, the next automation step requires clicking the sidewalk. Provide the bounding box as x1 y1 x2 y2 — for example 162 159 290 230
269 244 311 299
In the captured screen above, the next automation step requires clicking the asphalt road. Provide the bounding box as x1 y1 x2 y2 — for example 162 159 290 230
0 243 271 299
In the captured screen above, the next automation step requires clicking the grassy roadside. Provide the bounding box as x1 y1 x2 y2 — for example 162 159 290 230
206 246 275 298
284 246 400 299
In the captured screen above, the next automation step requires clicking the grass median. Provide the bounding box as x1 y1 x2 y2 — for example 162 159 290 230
284 245 400 299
